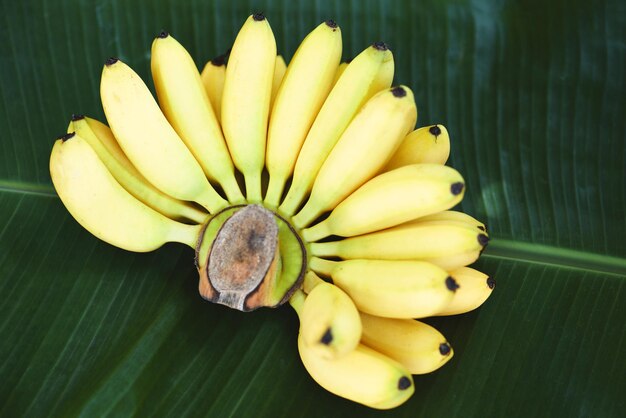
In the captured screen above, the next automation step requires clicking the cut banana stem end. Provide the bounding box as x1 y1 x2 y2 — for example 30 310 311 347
50 133 201 252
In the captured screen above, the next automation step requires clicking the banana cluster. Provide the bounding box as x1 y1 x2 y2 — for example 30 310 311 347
49 14 495 410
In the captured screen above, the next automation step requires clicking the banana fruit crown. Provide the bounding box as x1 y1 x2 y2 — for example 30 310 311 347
49 13 494 410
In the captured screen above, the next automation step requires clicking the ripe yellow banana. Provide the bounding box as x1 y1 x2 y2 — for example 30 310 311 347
383 125 450 171
279 43 394 216
289 273 361 360
293 86 416 228
412 210 486 232
151 32 244 204
68 116 207 224
310 257 457 318
365 47 394 97
221 14 276 202
360 313 454 374
265 20 343 207
271 54 287 106
436 267 495 316
297 336 414 409
310 222 489 271
332 61 348 85
200 54 227 123
303 164 465 242
50 133 201 252
100 58 227 213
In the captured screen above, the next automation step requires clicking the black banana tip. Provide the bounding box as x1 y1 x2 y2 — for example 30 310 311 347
478 225 486 232
398 376 412 390
451 182 464 195
71 114 85 121
325 19 338 29
157 30 169 39
211 55 226 66
105 57 119 66
58 132 75 142
439 342 452 356
320 328 333 345
478 233 490 247
446 276 460 292
372 41 388 51
487 277 496 289
252 12 266 21
429 125 442 136
391 86 406 98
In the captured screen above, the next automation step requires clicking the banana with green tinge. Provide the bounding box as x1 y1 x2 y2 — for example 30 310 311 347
435 267 495 316
221 13 276 202
309 257 457 318
293 85 416 228
383 125 450 171
50 133 201 252
151 32 244 203
265 20 343 207
279 43 394 216
303 164 465 242
200 54 227 124
68 116 207 223
310 222 488 271
360 313 454 374
100 58 227 213
289 273 361 360
271 55 287 106
297 335 414 409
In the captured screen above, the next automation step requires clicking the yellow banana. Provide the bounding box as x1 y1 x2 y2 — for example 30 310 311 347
293 86 416 228
310 257 457 318
265 20 343 207
68 116 207 224
297 336 414 409
360 313 454 374
303 164 465 242
271 54 287 106
100 58 227 213
412 210 486 232
332 61 349 85
436 267 495 316
310 222 489 271
151 32 244 204
290 275 361 360
50 133 201 252
200 54 227 124
279 43 394 216
383 125 450 171
221 14 276 202
365 45 394 97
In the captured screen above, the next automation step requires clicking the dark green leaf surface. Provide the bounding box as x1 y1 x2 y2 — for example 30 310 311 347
1 0 624 417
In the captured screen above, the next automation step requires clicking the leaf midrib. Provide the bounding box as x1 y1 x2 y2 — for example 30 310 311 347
2 182 624 275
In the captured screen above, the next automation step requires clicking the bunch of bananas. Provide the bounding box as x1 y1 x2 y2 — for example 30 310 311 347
49 14 494 409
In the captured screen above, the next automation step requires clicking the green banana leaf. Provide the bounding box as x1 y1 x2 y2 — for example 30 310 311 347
1 0 624 416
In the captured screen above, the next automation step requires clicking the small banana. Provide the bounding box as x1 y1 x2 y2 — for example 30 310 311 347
50 133 201 252
68 116 207 224
151 32 244 203
383 125 451 171
293 85 417 228
310 222 489 271
200 54 227 124
412 209 486 232
100 58 227 213
265 20 343 207
360 313 454 374
271 54 287 106
297 336 414 409
221 13 276 202
309 257 457 319
289 273 361 360
279 43 394 216
436 267 495 316
303 164 465 242
332 61 349 85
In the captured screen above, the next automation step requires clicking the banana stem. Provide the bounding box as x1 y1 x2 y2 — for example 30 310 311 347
168 222 203 249
264 175 285 208
302 220 331 242
279 184 305 216
292 199 321 229
244 171 263 203
289 289 306 316
308 242 337 257
309 257 337 277
220 175 246 204
197 187 229 213
179 205 210 224
303 271 325 294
